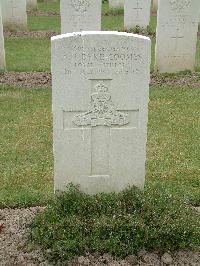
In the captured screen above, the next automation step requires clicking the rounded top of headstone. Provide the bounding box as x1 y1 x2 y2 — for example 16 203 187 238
51 31 151 42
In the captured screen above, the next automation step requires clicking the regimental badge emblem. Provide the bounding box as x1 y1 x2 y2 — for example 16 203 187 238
71 0 90 12
169 0 190 11
73 82 130 127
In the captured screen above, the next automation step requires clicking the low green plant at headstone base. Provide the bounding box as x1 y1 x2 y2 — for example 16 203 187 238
30 184 200 262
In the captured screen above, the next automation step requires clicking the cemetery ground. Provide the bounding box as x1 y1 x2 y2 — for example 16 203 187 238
0 1 200 265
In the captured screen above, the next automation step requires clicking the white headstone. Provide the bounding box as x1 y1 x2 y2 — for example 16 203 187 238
124 0 151 29
0 5 5 70
109 0 124 9
60 0 102 34
0 0 27 31
52 31 151 194
155 0 200 73
26 0 37 11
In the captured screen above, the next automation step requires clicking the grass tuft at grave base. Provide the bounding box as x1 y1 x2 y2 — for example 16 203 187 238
30 184 200 262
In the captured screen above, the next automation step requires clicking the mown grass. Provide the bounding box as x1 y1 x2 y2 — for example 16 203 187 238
0 85 199 207
3 1 198 72
28 16 61 33
5 38 51 72
38 1 60 13
147 86 200 206
0 86 53 207
8 37 200 73
1 2 200 258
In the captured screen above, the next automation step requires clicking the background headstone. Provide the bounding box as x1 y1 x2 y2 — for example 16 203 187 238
0 0 27 31
0 4 5 70
60 0 102 34
52 31 151 194
124 0 151 29
26 0 37 11
155 0 200 73
109 0 124 9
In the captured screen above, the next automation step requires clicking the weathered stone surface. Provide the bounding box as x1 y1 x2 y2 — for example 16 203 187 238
26 0 37 11
52 32 151 194
109 0 124 9
0 0 27 31
0 5 5 70
124 0 151 29
60 0 102 34
155 0 200 73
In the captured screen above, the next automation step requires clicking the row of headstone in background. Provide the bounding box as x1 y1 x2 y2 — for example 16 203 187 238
0 4 5 70
109 0 151 29
52 31 151 194
0 0 199 74
110 0 156 12
0 0 38 32
155 0 200 73
60 0 102 34
0 0 27 31
124 0 151 29
60 0 151 36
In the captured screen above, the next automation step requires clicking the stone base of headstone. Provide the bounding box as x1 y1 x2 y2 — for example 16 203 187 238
1 0 27 32
27 0 38 11
3 22 27 32
109 0 124 9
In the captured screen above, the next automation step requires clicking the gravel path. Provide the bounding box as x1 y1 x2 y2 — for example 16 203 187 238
0 72 200 89
0 207 199 266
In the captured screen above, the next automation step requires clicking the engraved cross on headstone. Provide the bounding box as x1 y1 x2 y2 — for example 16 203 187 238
133 0 143 18
10 0 19 18
63 80 139 177
171 28 184 50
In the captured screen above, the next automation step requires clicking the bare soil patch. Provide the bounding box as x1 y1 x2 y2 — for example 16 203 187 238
1 72 200 89
27 10 60 17
0 207 199 266
151 73 200 88
4 30 58 38
0 72 51 88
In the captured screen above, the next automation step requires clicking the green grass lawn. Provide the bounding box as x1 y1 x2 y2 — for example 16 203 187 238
38 0 60 13
28 16 61 33
0 85 199 207
0 86 53 207
28 4 157 33
0 2 200 208
3 1 199 72
4 36 199 73
5 38 50 72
